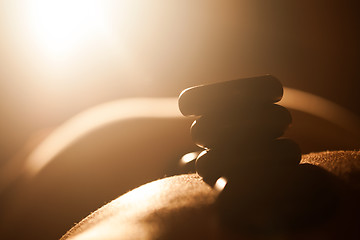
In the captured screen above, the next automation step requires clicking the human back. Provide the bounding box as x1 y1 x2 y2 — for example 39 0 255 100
62 150 360 240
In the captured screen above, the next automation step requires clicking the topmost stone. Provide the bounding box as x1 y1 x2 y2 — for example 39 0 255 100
178 75 283 117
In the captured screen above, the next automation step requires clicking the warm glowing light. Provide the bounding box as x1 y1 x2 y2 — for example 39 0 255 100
20 89 360 180
25 0 110 59
280 87 360 136
24 98 182 177
180 152 199 164
214 177 228 192
197 150 208 159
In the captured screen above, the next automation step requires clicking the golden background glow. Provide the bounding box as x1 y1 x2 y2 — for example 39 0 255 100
0 0 359 190
1 1 360 239
0 0 257 166
0 0 359 183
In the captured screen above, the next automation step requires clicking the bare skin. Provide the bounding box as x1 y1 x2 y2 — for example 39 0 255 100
61 151 360 240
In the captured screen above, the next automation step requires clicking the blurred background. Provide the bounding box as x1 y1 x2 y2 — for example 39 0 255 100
1 0 360 169
0 0 359 239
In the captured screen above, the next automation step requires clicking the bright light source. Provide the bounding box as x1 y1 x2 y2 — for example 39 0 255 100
180 152 199 164
25 0 110 60
214 177 227 192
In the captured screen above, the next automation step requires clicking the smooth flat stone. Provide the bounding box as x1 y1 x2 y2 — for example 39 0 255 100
195 149 225 185
195 147 265 184
195 138 301 183
190 104 292 148
178 75 283 117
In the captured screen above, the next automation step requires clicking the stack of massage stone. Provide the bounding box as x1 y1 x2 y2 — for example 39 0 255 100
178 75 341 234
